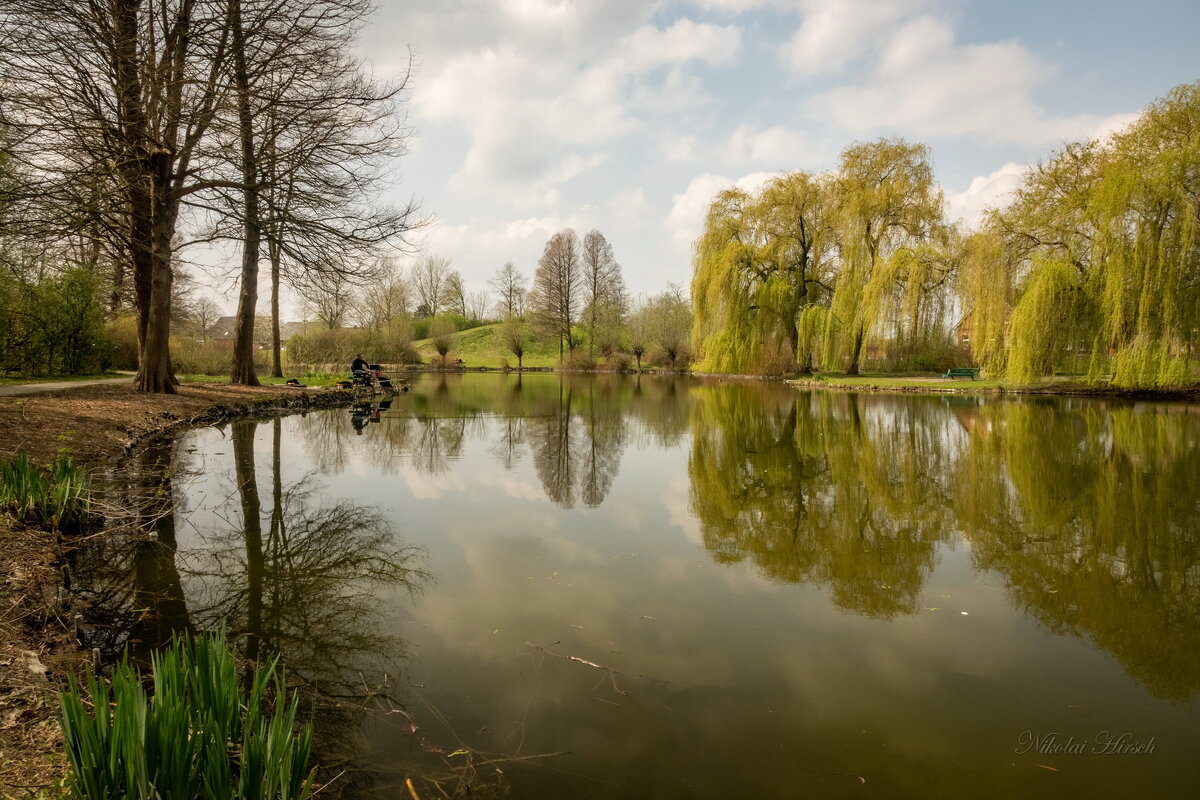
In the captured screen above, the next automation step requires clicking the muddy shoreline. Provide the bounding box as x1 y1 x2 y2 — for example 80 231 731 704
0 383 359 789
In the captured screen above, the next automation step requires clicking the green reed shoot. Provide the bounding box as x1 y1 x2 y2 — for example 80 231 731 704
59 631 315 800
0 452 90 526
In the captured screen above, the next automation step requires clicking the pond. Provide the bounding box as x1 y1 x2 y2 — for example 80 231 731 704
70 373 1200 798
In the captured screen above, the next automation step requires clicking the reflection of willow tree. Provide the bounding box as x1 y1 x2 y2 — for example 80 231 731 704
67 439 194 663
185 419 428 703
688 384 955 618
953 401 1200 700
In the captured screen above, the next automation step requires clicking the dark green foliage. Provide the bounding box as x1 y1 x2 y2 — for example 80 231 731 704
0 266 111 376
60 631 315 800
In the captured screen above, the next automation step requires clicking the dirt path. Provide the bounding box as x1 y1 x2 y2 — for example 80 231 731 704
0 373 135 397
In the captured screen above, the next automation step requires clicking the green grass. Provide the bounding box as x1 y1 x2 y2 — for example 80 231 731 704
412 323 566 369
60 631 314 800
793 372 1083 392
0 371 127 386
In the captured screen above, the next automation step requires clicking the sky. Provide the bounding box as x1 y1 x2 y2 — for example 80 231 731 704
255 0 1199 318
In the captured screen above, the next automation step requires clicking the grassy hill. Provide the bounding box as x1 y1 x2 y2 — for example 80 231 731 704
413 323 566 368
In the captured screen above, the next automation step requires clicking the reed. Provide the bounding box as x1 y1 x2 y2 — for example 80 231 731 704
59 631 315 800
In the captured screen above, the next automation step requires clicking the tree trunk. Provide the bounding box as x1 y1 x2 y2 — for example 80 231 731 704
229 0 261 386
233 421 264 663
270 240 283 378
846 325 865 376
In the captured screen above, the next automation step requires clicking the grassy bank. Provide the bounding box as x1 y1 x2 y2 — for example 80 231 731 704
787 372 1200 399
412 324 600 369
0 380 357 791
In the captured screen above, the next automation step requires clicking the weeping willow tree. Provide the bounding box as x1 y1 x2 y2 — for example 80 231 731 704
955 222 1016 374
690 172 835 374
1088 81 1200 387
998 80 1200 387
823 139 946 374
1006 258 1096 382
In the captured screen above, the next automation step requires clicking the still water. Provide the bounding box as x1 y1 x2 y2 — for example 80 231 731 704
74 374 1200 798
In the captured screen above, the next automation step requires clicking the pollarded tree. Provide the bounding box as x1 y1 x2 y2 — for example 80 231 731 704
826 139 944 374
646 283 693 369
499 316 531 370
531 229 582 356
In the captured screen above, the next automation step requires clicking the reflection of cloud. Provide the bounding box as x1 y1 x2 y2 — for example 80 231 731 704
662 473 703 545
401 468 467 500
473 469 551 503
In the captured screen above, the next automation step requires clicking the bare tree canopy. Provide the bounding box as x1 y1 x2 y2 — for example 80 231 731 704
0 0 419 389
530 229 582 356
489 261 528 318
412 255 451 316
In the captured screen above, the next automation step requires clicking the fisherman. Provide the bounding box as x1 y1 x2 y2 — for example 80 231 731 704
351 353 370 382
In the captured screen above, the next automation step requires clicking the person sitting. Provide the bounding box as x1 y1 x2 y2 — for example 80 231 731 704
351 353 370 384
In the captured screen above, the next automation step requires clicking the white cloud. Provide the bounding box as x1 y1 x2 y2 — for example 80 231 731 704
666 171 775 250
780 0 931 76
805 15 1137 146
619 19 742 71
412 14 746 207
726 123 823 165
944 162 1027 226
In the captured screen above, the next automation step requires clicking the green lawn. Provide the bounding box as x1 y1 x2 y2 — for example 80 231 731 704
413 324 568 369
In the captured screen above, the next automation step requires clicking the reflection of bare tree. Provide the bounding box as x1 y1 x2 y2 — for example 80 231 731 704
187 419 429 701
67 439 194 664
528 408 583 508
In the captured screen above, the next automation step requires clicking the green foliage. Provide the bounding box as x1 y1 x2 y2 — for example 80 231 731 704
1007 259 1092 382
995 80 1200 387
0 264 111 376
0 453 90 527
59 631 314 800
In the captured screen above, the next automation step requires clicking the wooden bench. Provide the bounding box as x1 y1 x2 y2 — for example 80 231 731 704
943 367 981 380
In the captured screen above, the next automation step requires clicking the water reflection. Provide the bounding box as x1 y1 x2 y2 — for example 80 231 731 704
67 374 1200 798
70 417 429 795
952 400 1200 701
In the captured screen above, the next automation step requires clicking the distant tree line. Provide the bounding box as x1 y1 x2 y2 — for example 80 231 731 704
691 80 1200 388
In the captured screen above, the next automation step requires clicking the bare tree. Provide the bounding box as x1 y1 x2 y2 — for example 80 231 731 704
194 297 223 341
299 268 352 330
355 260 411 331
580 229 626 355
205 0 419 381
467 290 491 321
530 229 582 356
412 255 450 317
1 0 234 392
489 261 528 317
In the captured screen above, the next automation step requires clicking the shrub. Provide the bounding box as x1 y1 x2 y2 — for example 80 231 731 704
562 350 596 371
60 631 315 800
607 352 633 372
